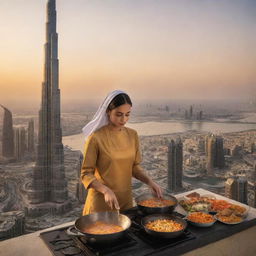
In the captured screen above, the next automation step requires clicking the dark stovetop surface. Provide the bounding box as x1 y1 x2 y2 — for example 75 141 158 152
40 207 256 256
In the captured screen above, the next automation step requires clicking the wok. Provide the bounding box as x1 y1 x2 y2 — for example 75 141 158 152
135 193 178 215
141 214 187 239
66 211 131 244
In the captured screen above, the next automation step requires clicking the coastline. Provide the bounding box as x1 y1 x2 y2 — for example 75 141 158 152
63 120 256 152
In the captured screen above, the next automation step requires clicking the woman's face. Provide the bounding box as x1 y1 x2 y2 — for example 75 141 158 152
108 103 132 128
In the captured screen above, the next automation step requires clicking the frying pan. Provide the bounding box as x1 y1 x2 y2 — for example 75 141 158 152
141 214 187 239
66 211 131 244
135 193 178 215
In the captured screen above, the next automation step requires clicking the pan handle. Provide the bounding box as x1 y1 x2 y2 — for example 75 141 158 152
66 226 84 237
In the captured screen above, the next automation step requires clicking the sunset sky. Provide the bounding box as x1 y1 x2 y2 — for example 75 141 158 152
0 0 255 107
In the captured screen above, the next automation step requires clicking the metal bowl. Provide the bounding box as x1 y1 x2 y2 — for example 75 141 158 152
135 193 178 215
141 214 187 239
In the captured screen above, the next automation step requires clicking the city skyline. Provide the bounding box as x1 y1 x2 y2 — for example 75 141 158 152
0 0 256 106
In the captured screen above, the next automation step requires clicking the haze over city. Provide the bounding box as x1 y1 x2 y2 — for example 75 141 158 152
1 1 256 252
0 0 255 109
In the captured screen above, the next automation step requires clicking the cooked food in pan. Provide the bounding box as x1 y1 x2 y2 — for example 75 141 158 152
82 221 124 234
145 219 184 232
187 212 215 224
138 198 176 208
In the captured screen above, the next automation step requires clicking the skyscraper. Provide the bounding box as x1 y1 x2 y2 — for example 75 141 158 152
167 138 183 192
27 119 35 153
215 136 225 168
76 153 87 204
185 110 188 119
27 0 70 214
189 105 193 119
0 105 14 158
199 110 203 120
14 127 26 160
225 175 248 204
253 162 256 183
206 134 225 175
206 134 216 175
225 177 238 200
237 176 248 204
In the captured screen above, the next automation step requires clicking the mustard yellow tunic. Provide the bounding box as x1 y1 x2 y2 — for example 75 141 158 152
81 125 143 215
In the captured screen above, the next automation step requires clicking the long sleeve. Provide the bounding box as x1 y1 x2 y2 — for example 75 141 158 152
82 125 140 214
80 134 98 189
132 131 144 177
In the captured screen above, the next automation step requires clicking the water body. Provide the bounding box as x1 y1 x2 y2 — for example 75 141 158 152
183 176 225 188
63 121 256 151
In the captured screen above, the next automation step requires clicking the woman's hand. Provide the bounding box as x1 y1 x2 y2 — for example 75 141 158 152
148 181 163 198
102 187 120 210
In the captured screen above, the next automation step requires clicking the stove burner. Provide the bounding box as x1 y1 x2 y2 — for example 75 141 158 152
61 246 81 255
126 209 196 250
135 229 195 249
72 232 138 256
51 241 74 251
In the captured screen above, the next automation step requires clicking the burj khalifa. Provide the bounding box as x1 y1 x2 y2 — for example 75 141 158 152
27 0 69 211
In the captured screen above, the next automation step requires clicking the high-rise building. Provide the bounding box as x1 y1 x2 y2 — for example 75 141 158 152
199 110 203 120
215 136 225 168
14 127 26 160
167 138 183 192
206 134 215 175
27 119 35 153
0 105 14 158
185 110 188 119
225 177 238 200
225 175 248 204
26 0 70 215
76 153 87 204
231 145 242 158
253 186 256 208
206 134 225 175
237 176 248 204
189 105 193 119
205 135 209 156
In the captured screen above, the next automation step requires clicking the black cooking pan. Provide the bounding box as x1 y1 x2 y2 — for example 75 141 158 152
135 193 178 215
66 211 131 244
141 214 187 239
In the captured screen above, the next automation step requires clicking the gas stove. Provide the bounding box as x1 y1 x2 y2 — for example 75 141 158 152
40 209 196 256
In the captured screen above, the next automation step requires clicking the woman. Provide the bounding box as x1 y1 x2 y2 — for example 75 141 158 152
81 90 162 215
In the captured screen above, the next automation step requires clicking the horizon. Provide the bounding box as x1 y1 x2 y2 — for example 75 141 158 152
0 97 254 116
0 0 256 105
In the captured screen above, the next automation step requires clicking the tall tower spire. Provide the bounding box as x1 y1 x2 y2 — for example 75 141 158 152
27 0 69 208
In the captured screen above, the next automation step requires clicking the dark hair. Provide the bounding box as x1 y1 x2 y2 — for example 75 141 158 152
107 93 132 111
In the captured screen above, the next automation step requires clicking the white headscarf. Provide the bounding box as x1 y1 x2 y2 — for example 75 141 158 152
82 90 127 141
